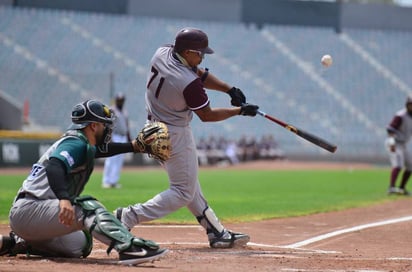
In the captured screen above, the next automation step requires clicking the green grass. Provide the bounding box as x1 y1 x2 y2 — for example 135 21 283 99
0 167 395 224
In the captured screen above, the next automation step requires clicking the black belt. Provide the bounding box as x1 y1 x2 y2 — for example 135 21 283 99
147 115 167 124
148 115 160 122
16 192 27 201
16 192 36 201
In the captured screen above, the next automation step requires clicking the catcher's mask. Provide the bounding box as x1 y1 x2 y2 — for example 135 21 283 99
68 100 115 150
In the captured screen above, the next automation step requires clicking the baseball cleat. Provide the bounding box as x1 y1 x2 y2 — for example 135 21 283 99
118 246 168 265
0 233 15 256
102 183 122 189
0 232 29 256
387 187 402 195
209 230 250 248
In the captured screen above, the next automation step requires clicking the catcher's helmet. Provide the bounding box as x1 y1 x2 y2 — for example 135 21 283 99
68 99 114 130
174 28 214 54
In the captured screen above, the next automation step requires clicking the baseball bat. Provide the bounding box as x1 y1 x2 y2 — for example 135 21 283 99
256 109 337 153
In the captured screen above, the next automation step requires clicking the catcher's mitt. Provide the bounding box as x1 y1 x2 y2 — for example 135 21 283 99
133 121 171 161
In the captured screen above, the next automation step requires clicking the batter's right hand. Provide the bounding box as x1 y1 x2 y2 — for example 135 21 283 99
59 199 75 226
239 103 259 116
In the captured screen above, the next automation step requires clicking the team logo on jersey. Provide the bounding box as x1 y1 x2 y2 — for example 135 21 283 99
60 150 75 166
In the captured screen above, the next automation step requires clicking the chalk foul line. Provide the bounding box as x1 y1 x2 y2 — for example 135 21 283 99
282 215 412 249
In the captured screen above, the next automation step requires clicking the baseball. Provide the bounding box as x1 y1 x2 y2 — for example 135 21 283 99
321 54 333 67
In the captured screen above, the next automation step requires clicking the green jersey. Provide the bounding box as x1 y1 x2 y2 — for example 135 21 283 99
17 131 95 201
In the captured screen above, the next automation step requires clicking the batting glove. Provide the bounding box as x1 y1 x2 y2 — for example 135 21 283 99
227 87 246 106
239 103 259 116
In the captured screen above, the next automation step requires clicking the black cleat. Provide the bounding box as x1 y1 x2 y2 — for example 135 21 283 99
118 238 168 265
209 230 250 248
0 234 15 256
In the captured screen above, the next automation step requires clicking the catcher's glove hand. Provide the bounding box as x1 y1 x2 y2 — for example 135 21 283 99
132 121 171 161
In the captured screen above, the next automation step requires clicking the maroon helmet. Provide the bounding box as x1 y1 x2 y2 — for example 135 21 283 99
174 28 214 54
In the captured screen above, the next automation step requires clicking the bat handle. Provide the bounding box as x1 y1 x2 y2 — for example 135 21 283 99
256 109 266 116
240 103 265 116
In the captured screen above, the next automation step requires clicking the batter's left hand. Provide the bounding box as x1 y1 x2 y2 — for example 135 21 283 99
59 199 75 226
227 87 246 106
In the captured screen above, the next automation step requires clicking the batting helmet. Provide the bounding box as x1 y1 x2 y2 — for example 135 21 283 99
174 28 214 54
68 99 114 130
115 92 125 101
406 96 412 105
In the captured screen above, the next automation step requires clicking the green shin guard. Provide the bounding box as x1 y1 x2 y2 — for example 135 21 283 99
74 195 157 253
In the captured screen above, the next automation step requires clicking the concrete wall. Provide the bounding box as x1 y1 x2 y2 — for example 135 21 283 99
128 0 242 22
242 0 339 30
341 2 412 31
14 0 127 14
0 91 22 130
9 0 412 31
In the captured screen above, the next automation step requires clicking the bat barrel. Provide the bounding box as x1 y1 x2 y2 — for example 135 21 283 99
256 108 337 153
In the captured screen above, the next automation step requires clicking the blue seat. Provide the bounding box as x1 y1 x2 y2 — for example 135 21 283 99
1 6 411 160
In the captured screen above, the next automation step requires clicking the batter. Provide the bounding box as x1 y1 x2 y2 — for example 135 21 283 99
116 27 259 248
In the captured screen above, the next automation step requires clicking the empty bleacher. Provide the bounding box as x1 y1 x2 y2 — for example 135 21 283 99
1 6 411 161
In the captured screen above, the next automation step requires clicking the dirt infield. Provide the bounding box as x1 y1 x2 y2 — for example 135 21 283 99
1 161 412 271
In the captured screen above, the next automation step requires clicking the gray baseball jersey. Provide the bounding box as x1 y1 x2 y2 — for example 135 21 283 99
387 108 412 169
145 46 209 126
9 132 94 257
112 107 129 136
121 46 215 228
388 109 412 144
16 132 94 201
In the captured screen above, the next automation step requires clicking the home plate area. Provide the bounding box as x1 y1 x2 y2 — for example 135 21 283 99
1 198 412 272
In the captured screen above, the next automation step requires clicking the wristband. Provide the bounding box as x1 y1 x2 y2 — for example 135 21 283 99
201 68 209 82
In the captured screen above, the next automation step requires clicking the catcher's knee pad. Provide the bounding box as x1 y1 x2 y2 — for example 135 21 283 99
74 195 135 252
196 206 225 236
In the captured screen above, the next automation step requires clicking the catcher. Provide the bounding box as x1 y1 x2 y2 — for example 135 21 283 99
0 99 171 265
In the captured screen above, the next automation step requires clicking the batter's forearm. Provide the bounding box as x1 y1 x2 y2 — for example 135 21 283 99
201 70 231 92
197 107 240 122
